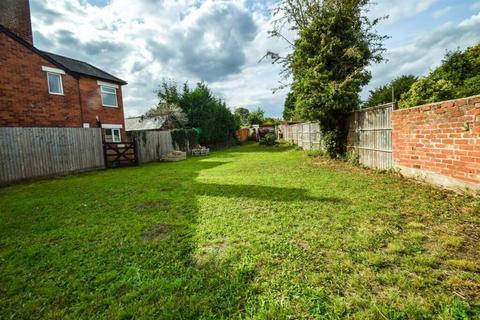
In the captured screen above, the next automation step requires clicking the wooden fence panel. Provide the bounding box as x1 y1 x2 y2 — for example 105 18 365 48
279 103 393 170
133 131 174 164
347 103 393 170
278 123 322 151
0 127 104 185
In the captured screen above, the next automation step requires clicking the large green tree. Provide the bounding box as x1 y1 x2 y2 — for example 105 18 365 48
247 108 265 125
234 107 250 127
269 0 386 156
283 91 296 121
147 81 237 147
364 75 417 108
400 44 480 108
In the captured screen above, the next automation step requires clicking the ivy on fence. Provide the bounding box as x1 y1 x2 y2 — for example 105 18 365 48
171 128 199 151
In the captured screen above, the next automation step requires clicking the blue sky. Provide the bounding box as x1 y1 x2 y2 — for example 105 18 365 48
30 0 480 118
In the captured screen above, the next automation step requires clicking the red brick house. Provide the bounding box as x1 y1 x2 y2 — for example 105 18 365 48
0 0 128 142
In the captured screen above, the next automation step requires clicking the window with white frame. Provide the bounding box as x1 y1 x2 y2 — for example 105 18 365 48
42 66 65 95
100 85 118 107
104 128 121 142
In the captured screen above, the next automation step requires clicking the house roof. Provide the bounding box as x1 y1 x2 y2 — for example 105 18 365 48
0 23 127 85
41 51 127 85
125 116 167 131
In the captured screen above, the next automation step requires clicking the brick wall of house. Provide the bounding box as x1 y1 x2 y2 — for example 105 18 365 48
79 78 127 140
392 95 480 188
0 33 83 127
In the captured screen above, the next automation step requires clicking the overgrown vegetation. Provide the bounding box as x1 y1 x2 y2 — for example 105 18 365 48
171 128 199 151
259 132 276 146
269 0 386 156
400 44 480 108
147 81 238 147
1 144 478 318
234 107 279 126
234 107 250 127
282 91 297 122
247 107 265 126
364 75 417 107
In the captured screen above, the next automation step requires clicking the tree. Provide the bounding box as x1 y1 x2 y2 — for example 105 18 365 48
147 80 237 146
248 108 265 125
268 0 386 156
399 44 480 108
234 107 250 127
263 117 281 125
364 75 417 107
283 91 296 121
399 78 455 108
144 102 188 128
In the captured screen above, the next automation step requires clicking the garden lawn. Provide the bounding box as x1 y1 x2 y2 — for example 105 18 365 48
0 143 479 319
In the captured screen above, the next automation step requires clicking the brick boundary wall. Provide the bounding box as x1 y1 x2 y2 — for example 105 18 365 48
392 95 480 193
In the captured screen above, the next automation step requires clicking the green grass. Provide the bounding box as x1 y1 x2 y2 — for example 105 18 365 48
1 143 479 319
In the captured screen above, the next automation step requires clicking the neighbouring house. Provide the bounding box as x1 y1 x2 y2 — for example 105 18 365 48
0 0 128 142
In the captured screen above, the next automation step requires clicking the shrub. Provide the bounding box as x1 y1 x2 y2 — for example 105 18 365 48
150 81 237 148
171 128 199 151
364 75 417 107
457 75 480 97
399 43 480 108
259 133 276 146
400 78 455 108
307 150 325 158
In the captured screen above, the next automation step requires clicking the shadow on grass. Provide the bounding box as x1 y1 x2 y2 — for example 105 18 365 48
211 143 296 157
133 159 349 318
0 160 256 318
0 149 345 319
195 182 348 204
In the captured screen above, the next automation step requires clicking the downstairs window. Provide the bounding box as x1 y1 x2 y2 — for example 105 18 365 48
104 128 121 142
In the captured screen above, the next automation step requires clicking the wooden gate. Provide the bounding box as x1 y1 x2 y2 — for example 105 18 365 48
346 103 394 170
103 142 138 168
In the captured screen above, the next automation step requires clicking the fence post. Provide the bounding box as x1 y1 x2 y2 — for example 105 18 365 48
102 140 108 168
133 139 139 166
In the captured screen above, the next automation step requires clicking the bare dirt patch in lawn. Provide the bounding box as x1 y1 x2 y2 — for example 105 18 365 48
141 224 172 241
194 238 228 264
134 200 171 211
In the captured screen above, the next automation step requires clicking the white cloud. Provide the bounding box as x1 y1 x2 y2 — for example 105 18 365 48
363 13 480 99
31 0 284 117
367 0 439 24
29 0 479 118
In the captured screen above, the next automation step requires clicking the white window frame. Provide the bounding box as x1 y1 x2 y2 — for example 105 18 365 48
98 81 119 108
102 124 122 143
46 72 64 96
42 66 65 96
104 128 121 142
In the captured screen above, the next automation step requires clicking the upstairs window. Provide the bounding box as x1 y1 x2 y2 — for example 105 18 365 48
47 73 63 95
100 84 118 107
42 66 65 95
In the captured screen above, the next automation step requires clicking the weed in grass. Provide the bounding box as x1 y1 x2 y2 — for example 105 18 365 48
306 149 325 158
385 241 407 254
446 259 478 272
406 221 426 229
441 235 464 248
